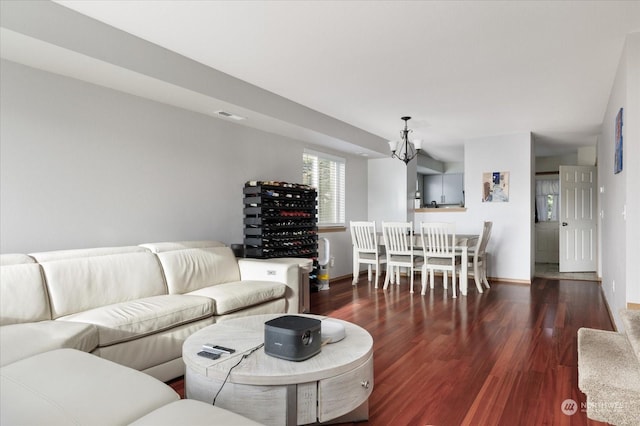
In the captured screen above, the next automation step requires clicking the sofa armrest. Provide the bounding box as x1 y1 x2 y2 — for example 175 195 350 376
237 259 301 314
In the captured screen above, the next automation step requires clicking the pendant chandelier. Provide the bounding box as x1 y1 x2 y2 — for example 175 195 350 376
388 116 422 164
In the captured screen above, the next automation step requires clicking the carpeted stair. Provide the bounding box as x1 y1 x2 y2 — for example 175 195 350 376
578 309 640 425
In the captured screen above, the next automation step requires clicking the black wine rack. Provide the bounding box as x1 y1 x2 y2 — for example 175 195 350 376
243 181 318 262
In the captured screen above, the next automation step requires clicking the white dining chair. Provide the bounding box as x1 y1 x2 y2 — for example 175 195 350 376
381 222 423 292
419 222 462 297
350 221 386 287
467 221 493 292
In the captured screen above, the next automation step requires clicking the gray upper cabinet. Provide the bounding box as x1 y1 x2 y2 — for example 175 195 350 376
423 173 464 206
442 173 464 205
423 175 442 206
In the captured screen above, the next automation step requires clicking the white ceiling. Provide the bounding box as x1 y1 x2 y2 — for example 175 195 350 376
21 1 640 160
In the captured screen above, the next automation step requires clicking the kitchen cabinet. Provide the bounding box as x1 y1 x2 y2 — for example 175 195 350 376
423 173 464 206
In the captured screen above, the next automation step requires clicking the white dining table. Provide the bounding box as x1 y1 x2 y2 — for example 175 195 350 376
376 233 478 296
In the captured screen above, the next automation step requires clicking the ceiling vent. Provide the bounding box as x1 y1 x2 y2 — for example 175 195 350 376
215 110 246 121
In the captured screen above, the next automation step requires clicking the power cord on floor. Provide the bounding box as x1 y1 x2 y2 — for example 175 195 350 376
211 343 264 406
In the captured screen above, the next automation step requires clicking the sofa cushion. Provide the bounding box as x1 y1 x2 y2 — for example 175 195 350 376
0 262 50 325
130 399 265 426
157 246 241 294
58 294 214 346
92 318 212 376
140 240 226 253
0 348 179 426
0 320 98 366
0 253 35 266
40 251 167 318
29 245 149 262
214 299 286 322
188 281 286 315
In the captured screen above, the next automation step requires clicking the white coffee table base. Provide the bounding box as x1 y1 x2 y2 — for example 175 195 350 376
183 314 374 426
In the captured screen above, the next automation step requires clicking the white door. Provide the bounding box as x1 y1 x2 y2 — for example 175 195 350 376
559 166 597 272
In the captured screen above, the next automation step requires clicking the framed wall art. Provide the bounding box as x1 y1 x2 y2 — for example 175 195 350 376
482 171 510 202
614 107 623 174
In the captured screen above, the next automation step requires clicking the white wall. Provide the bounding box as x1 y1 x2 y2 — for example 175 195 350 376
444 162 464 174
529 137 536 279
534 149 594 174
536 154 577 173
415 133 534 282
597 32 640 328
333 155 369 277
0 59 367 278
577 146 597 166
367 158 415 228
627 34 640 307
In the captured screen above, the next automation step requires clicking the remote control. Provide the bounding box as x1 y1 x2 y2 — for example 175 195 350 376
203 343 236 354
200 346 224 355
197 350 221 360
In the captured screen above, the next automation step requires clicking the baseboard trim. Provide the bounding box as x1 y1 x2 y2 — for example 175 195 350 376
488 277 532 285
330 273 357 283
334 271 531 285
627 303 640 310
602 288 617 332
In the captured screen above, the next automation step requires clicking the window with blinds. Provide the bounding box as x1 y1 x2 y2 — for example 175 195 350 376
302 150 345 227
535 178 559 222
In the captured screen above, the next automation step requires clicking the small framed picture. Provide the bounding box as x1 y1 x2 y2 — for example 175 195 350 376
482 171 509 202
614 108 623 174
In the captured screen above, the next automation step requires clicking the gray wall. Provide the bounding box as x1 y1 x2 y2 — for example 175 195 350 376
597 32 640 328
0 59 367 278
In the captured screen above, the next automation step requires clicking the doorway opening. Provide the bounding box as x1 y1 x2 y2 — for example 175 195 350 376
534 263 599 281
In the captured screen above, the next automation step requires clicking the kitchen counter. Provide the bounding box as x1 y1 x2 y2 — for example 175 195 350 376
415 207 467 213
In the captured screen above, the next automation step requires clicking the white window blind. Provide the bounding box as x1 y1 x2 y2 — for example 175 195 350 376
302 150 345 226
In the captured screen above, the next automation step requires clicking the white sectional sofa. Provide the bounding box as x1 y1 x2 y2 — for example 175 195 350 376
0 240 302 382
1 348 263 425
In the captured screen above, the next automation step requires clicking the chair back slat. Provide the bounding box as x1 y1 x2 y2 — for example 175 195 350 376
478 221 493 254
381 221 423 291
382 222 413 255
471 220 493 258
420 222 456 256
419 221 460 297
350 220 386 287
350 221 378 253
467 220 493 293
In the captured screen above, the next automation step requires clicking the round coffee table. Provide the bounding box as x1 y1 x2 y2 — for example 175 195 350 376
183 314 373 426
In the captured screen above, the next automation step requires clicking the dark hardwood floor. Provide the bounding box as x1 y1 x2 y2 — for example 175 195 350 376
169 274 613 426
311 275 612 426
